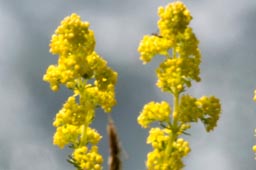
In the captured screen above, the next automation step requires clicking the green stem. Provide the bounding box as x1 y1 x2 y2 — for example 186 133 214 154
80 111 89 146
164 92 180 162
80 107 95 146
78 80 92 147
173 92 179 129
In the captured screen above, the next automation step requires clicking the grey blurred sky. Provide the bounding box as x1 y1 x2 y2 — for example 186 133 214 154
1 0 256 170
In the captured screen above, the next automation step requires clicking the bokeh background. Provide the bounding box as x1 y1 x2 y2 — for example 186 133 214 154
1 0 256 169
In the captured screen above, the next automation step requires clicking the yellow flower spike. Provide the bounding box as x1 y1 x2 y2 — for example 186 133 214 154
44 13 117 169
44 13 99 90
138 1 221 170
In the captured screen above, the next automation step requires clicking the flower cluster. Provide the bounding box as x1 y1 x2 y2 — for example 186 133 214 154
138 1 201 95
138 35 173 63
72 146 103 170
137 1 221 169
179 95 221 132
197 96 221 132
158 1 192 37
138 101 171 128
156 57 200 94
43 13 117 170
146 128 190 170
43 14 94 91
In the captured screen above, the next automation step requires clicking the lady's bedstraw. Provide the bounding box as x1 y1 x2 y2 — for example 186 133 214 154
137 2 221 169
43 13 117 170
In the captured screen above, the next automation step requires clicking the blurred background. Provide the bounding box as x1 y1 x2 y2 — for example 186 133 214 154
1 0 256 169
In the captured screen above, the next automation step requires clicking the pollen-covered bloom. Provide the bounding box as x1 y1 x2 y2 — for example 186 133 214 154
138 101 171 128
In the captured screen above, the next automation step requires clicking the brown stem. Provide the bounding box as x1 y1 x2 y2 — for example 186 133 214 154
107 116 122 170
